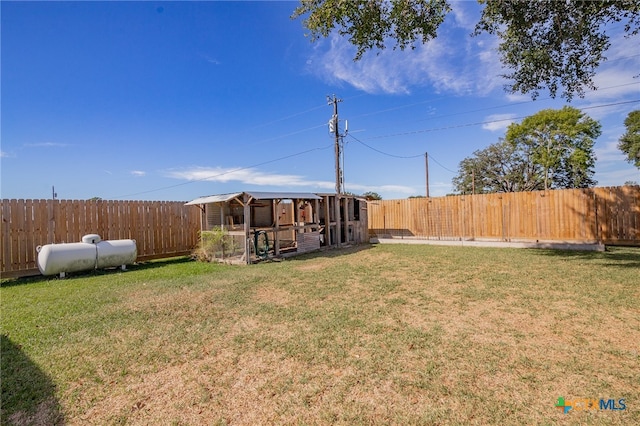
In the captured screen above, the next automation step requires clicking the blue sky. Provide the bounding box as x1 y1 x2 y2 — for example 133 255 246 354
2 1 639 201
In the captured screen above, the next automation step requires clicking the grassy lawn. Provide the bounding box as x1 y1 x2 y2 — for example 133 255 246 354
2 244 639 425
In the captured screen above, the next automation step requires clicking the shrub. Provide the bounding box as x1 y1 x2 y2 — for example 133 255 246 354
193 228 238 261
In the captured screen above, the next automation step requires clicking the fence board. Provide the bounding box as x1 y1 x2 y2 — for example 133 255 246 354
1 199 201 278
369 186 640 246
24 200 34 268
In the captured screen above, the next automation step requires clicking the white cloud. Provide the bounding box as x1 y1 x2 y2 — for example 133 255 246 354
482 113 517 132
595 167 640 187
131 170 146 177
166 166 415 195
167 166 335 189
595 137 627 163
602 31 640 63
0 151 9 158
307 25 505 97
449 1 478 31
587 56 640 103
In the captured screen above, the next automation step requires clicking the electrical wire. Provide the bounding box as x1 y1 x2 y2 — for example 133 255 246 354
248 123 327 145
364 99 640 140
348 82 639 126
348 134 458 173
348 134 423 159
110 97 638 199
109 144 334 199
229 102 328 135
428 154 458 174
347 99 640 173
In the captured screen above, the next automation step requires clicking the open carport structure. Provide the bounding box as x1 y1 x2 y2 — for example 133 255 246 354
186 191 367 263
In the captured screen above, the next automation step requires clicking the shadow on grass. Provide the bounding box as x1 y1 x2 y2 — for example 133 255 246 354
530 246 640 269
0 256 195 288
1 334 64 425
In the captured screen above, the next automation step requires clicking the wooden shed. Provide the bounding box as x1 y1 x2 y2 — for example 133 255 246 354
185 191 368 263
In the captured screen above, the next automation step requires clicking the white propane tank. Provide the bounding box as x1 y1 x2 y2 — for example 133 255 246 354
82 234 102 244
96 240 137 269
36 243 98 276
36 235 137 277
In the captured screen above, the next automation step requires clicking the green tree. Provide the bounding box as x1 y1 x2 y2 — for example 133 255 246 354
292 0 450 61
618 110 640 168
505 107 600 190
362 191 382 200
475 0 639 100
452 139 543 194
292 0 639 100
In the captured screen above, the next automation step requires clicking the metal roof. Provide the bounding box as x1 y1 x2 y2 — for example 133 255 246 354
184 193 242 205
246 191 322 200
185 191 322 206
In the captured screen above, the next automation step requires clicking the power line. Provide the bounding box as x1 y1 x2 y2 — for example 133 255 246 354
428 154 457 174
109 144 334 199
109 97 638 199
349 133 458 173
231 102 327 134
364 99 640 140
348 134 423 159
248 123 327 145
348 99 640 173
344 82 640 138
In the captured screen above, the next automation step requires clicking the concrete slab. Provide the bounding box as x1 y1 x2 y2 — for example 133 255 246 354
370 237 605 252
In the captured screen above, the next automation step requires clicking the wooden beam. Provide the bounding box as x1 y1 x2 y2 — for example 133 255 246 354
323 195 330 246
200 204 206 234
342 197 349 243
274 199 280 256
335 194 341 247
243 193 252 264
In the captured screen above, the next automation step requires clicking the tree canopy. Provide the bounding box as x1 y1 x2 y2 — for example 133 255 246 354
292 0 640 100
505 107 600 190
362 191 382 200
452 139 543 194
453 107 600 193
618 110 640 168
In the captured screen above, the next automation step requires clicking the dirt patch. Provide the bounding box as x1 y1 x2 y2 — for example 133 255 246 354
294 262 327 272
253 286 291 306
7 397 64 426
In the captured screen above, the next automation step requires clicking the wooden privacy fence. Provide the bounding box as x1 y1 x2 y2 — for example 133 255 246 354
368 186 640 246
1 199 201 278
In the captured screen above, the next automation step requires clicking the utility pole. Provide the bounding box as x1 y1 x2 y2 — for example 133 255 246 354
425 152 430 198
328 95 342 194
328 95 348 247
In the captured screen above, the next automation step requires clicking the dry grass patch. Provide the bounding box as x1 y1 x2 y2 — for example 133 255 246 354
2 245 639 425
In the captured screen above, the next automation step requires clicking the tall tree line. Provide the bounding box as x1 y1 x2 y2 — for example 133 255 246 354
453 107 600 194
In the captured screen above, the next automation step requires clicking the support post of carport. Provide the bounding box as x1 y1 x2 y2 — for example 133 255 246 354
274 199 280 256
242 193 252 264
342 197 350 244
335 194 341 248
323 195 331 246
